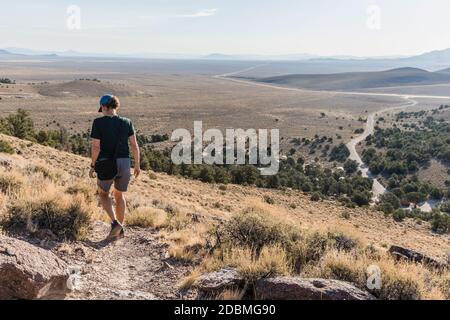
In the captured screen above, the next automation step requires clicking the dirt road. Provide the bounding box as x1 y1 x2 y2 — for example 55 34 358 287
215 67 450 204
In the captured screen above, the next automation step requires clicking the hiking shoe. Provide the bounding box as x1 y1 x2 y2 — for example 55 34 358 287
118 227 125 239
107 220 123 240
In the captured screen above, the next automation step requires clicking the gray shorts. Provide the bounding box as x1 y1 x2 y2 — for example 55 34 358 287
97 158 132 193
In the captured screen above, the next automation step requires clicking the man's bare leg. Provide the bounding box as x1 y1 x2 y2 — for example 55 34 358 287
113 189 126 225
98 188 116 222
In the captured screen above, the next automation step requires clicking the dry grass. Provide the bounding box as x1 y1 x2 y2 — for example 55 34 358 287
3 189 93 241
65 181 97 203
126 207 168 229
0 171 25 195
216 288 246 300
222 245 292 282
25 164 60 182
164 222 211 262
0 168 97 241
178 269 202 291
182 206 450 300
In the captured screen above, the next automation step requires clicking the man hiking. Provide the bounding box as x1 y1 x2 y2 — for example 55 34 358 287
89 94 141 240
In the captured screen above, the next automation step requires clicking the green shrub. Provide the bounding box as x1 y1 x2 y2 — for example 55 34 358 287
375 276 421 300
431 213 450 233
217 212 298 253
264 195 275 205
341 211 351 219
393 209 407 222
0 140 14 154
351 191 370 207
310 192 322 202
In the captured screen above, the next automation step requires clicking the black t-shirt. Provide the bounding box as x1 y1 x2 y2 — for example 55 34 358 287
90 116 135 159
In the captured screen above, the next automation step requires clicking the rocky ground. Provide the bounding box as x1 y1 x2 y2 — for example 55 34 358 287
56 222 195 300
1 222 197 300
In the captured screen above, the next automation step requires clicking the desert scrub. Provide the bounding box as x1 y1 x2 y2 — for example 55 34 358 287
127 207 168 229
164 222 211 262
216 211 301 253
263 195 275 205
223 245 291 282
1 192 93 241
65 181 97 203
439 275 450 299
307 250 368 285
0 171 24 194
307 249 445 300
166 212 192 231
0 140 15 154
214 210 362 275
25 164 60 182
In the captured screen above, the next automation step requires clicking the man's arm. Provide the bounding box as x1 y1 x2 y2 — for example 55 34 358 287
90 138 101 178
129 134 141 178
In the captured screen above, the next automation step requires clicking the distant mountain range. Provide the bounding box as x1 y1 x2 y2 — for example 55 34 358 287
1 47 448 62
1 47 450 72
249 67 450 91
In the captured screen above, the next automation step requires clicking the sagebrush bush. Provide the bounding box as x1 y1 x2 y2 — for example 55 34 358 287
1 193 92 240
0 140 15 154
0 171 24 194
375 270 422 300
313 250 367 285
217 211 300 253
309 249 429 300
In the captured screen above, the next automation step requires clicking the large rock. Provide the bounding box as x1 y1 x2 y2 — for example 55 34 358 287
0 234 70 299
194 268 244 296
255 277 376 300
389 245 447 269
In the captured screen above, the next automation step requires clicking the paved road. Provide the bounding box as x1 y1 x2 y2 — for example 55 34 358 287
214 67 450 206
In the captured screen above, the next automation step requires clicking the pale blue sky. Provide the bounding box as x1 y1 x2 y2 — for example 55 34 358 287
1 0 450 56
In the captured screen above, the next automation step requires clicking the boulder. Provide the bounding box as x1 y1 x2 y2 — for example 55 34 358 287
194 267 244 296
0 234 70 299
255 277 376 300
389 245 447 269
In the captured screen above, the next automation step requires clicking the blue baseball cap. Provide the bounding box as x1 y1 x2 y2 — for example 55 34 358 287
98 94 114 112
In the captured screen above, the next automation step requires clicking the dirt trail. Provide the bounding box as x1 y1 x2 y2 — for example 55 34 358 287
54 222 194 300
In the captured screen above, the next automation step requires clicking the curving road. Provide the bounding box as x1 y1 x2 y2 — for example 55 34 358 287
346 96 418 202
214 66 450 205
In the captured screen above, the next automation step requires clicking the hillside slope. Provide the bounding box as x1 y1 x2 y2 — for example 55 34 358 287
0 134 449 299
37 80 139 98
250 68 450 91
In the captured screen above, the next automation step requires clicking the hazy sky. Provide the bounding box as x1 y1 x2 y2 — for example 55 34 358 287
1 0 450 56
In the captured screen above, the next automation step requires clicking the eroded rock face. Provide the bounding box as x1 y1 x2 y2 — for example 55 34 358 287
0 234 70 300
389 245 447 269
194 267 244 296
255 277 376 300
